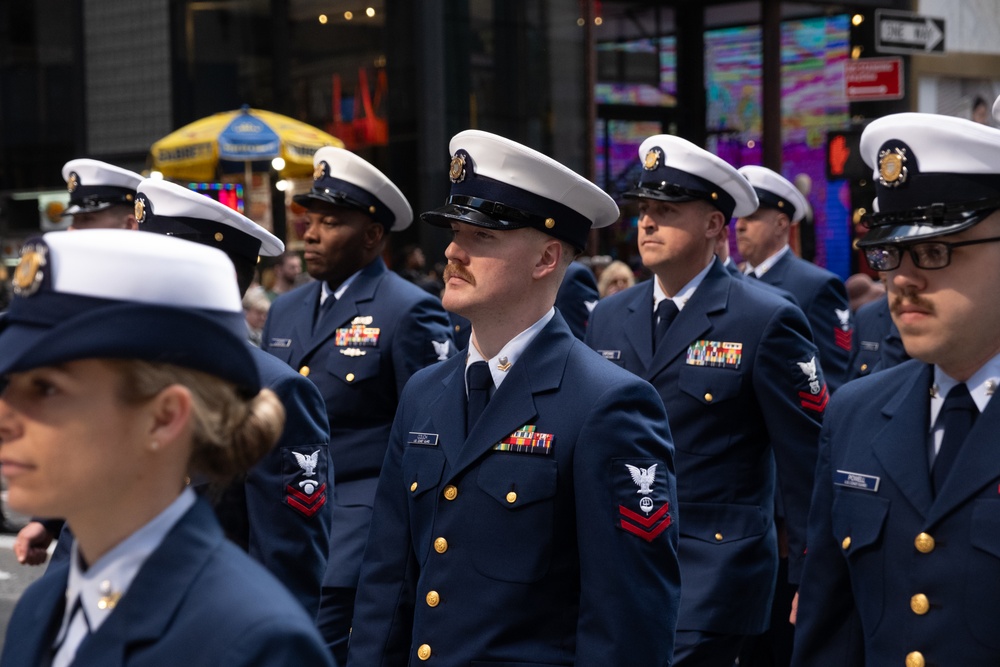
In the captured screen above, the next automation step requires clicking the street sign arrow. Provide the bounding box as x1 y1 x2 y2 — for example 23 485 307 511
876 9 946 55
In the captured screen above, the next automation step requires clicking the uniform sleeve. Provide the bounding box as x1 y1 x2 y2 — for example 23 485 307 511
556 263 600 341
790 403 865 666
244 370 332 618
753 302 824 584
806 277 852 393
347 394 418 667
573 377 681 666
390 294 455 399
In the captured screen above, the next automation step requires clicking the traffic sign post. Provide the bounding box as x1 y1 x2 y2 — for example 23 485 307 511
845 57 904 103
876 9 945 55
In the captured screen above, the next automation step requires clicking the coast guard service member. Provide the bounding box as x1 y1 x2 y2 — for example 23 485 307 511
0 230 333 667
792 113 1000 666
262 146 454 663
134 178 333 618
61 159 143 230
586 135 823 666
736 165 853 392
14 159 144 565
347 130 681 666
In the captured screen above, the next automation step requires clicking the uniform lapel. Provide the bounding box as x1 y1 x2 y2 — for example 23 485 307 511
69 501 222 667
623 281 655 369
2 560 68 667
447 316 571 477
871 363 934 516
759 251 791 286
929 388 1000 524
645 260 728 380
303 258 387 359
428 356 473 470
288 282 320 365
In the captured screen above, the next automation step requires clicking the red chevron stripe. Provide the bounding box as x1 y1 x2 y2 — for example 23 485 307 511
834 328 853 351
618 502 670 528
286 483 327 504
620 517 671 543
286 492 327 518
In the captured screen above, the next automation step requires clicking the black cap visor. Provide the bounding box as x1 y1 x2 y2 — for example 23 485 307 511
858 196 1000 247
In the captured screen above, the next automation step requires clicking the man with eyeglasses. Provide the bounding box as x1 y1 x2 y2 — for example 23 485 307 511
792 112 1000 666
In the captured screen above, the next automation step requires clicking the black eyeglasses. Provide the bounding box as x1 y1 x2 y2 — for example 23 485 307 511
863 235 1000 271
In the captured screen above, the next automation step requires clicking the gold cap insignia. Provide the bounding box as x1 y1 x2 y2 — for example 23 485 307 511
12 244 47 297
449 154 467 183
134 198 146 224
67 173 79 193
877 147 908 188
313 161 327 182
643 148 663 171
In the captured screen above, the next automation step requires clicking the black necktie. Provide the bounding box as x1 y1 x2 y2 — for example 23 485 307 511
466 361 492 434
313 295 335 334
653 299 679 353
933 383 978 495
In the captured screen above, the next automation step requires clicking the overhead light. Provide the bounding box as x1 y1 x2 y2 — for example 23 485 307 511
276 180 290 192
344 11 353 20
594 17 603 26
150 171 164 180
271 157 286 171
318 14 327 24
576 18 585 26
852 14 864 27
366 7 375 17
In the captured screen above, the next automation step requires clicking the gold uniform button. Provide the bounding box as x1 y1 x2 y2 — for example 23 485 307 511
214 232 224 242
860 363 869 372
715 533 723 542
910 593 930 615
410 482 418 492
299 366 310 377
915 532 935 553
434 537 448 553
443 485 458 501
417 644 432 661
705 393 713 402
426 590 440 607
905 651 925 667
842 536 852 550
506 491 517 504
346 372 355 382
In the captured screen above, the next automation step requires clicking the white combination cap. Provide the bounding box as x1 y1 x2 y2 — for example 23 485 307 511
737 165 810 223
294 146 413 231
61 159 143 216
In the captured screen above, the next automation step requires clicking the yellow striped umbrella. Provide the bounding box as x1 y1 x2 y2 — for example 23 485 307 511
149 106 344 181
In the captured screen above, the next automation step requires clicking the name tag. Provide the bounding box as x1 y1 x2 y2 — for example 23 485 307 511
861 340 880 352
408 432 439 446
268 338 292 348
599 350 621 360
834 470 880 492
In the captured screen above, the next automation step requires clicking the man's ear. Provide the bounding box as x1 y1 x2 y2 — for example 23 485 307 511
705 208 726 240
532 238 564 280
364 220 386 249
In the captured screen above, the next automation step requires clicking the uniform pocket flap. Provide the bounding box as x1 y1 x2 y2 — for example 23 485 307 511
832 492 890 551
678 365 743 405
677 501 769 543
477 455 558 509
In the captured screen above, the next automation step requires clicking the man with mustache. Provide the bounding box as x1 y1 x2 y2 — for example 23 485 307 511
347 130 681 666
262 146 454 664
585 135 824 667
792 112 1000 666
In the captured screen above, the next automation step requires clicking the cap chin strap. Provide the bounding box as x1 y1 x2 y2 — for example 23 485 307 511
863 195 1000 229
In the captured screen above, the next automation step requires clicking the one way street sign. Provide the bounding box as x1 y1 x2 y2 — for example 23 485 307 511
876 9 945 55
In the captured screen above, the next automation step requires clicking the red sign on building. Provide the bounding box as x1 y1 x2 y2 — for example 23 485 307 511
845 57 904 102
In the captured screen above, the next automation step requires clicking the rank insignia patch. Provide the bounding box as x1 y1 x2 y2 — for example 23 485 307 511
335 325 380 347
796 356 828 412
283 447 328 518
493 424 553 455
834 308 853 351
614 459 672 542
686 340 743 369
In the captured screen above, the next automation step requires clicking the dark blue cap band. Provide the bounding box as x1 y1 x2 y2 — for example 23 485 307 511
753 188 796 219
627 164 737 219
294 176 394 226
